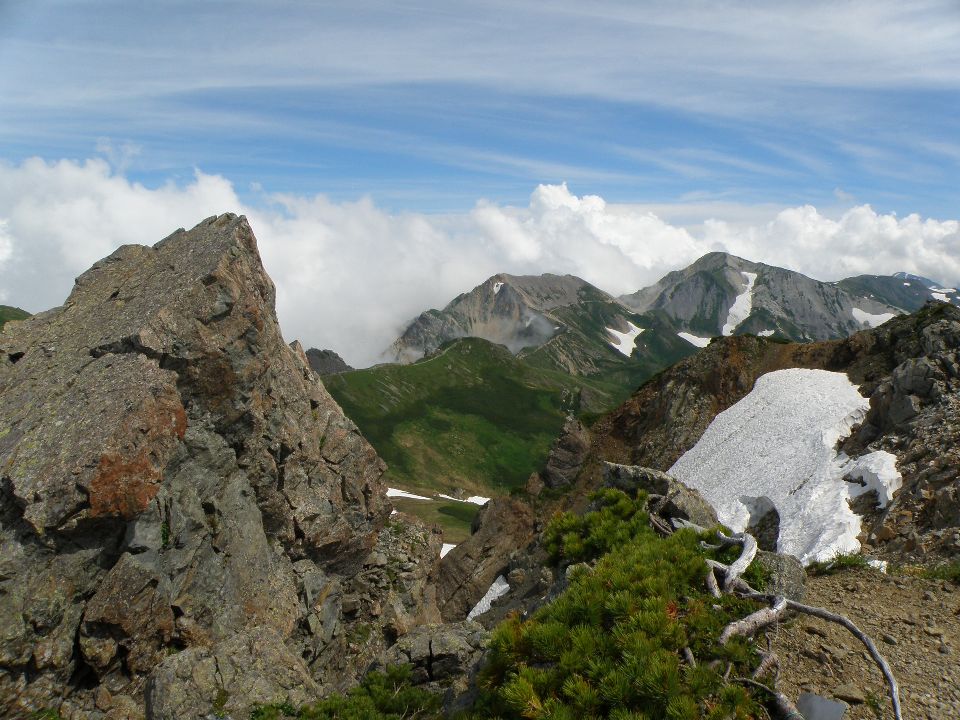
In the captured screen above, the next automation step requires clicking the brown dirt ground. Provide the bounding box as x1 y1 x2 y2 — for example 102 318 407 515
769 566 960 719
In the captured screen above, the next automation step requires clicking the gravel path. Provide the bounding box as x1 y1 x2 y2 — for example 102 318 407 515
770 567 959 719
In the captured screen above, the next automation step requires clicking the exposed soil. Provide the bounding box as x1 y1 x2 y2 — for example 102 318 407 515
770 567 960 719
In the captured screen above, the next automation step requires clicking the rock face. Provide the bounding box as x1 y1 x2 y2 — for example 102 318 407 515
620 251 902 342
601 463 719 529
384 273 681 383
438 498 534 622
304 347 353 375
0 215 436 718
539 414 590 489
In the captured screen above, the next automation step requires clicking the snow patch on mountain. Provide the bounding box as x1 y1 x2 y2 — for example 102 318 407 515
493 281 504 294
668 368 902 564
438 493 491 506
440 543 456 558
387 487 431 501
467 575 510 620
606 321 644 357
758 329 775 337
677 331 711 348
721 271 758 336
852 307 895 328
930 287 956 302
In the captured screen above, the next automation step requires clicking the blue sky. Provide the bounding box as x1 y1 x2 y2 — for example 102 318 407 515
2 0 959 215
1 1 960 363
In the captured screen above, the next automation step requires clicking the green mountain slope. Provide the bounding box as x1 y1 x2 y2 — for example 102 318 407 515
325 336 673 539
0 305 30 330
325 338 579 499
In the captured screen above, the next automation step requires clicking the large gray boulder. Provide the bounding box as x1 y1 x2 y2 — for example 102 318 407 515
0 215 429 717
602 462 719 528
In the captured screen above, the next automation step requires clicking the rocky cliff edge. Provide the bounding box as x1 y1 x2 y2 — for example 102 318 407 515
0 214 440 719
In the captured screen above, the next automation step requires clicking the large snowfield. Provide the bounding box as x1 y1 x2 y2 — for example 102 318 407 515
669 368 901 564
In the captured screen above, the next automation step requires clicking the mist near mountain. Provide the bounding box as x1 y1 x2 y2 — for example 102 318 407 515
1 159 958 366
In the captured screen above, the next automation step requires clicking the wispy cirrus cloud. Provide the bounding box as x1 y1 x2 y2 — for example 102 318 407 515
1 1 959 216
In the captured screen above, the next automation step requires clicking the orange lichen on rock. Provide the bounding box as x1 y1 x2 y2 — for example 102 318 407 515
88 393 187 518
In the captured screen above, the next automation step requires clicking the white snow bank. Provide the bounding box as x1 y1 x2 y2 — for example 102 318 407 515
467 575 510 620
440 543 456 558
903 282 911 286
852 307 895 328
677 331 711 348
842 451 902 507
722 271 757 336
607 321 644 357
387 488 432 501
758 329 775 337
438 493 490 506
668 368 902 564
493 281 504 294
930 287 955 302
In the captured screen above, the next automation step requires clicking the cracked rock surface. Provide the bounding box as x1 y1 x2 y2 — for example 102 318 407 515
0 215 434 718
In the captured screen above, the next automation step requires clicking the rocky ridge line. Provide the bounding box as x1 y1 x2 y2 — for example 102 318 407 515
0 214 439 719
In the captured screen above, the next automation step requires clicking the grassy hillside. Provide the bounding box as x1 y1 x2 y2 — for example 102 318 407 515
0 305 30 330
325 333 691 538
325 338 579 500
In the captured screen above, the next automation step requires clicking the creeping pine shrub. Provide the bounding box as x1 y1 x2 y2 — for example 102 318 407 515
470 490 767 720
249 665 442 720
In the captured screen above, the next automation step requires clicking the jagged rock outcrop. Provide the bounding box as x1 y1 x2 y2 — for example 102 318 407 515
438 498 534 622
304 347 353 375
378 620 488 712
539 414 590 489
0 214 437 718
601 463 719 528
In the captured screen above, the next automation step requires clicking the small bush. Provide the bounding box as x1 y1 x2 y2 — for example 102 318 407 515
249 665 442 720
917 560 960 585
470 490 767 720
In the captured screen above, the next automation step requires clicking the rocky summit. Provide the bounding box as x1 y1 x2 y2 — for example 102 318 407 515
0 215 439 718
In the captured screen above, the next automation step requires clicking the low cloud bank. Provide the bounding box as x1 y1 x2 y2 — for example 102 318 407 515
1 158 957 366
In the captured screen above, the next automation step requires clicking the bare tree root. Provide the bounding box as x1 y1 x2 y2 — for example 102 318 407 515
738 591 904 720
752 649 779 680
733 677 803 720
705 567 721 598
720 596 787 644
668 515 901 717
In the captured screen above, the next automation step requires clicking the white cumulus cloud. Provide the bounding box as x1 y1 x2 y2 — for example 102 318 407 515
1 158 958 366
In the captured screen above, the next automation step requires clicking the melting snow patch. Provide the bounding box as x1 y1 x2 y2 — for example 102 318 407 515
438 493 490 505
758 329 775 337
493 281 504 294
842 451 902 507
903 282 911 286
607 321 644 357
467 575 510 620
852 308 895 328
387 488 432 501
677 331 711 348
440 543 456 558
668 368 902 564
722 272 758 336
930 287 955 302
